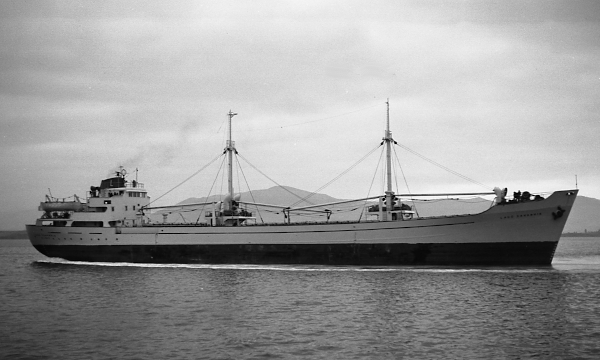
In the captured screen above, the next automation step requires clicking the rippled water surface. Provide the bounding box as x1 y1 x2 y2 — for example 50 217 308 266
1 237 600 359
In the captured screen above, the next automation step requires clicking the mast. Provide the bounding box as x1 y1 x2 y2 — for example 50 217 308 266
226 110 237 209
385 99 393 194
384 99 395 221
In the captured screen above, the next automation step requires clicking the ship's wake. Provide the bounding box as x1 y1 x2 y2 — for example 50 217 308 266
32 258 572 273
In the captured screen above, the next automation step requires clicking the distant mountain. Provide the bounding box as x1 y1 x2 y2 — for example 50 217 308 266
180 186 342 209
156 186 350 224
562 196 600 233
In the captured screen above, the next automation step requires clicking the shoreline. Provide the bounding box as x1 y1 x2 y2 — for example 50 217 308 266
562 232 600 238
0 230 28 239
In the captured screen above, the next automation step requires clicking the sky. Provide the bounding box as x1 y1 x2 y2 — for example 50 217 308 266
1 0 599 229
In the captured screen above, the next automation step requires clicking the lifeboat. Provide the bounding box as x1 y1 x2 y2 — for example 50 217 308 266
40 201 84 212
39 194 84 212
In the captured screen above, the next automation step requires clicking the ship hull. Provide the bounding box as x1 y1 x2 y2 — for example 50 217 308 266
26 190 577 266
30 241 559 265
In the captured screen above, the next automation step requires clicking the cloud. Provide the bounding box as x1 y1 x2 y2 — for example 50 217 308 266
1 0 599 221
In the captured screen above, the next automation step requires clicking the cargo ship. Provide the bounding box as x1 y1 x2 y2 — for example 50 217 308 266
26 104 578 265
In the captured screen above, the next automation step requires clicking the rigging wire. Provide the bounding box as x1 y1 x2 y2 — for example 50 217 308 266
289 143 383 208
392 145 419 216
235 153 242 199
194 155 228 224
237 103 382 133
358 146 386 222
235 153 266 224
392 148 400 193
146 153 223 207
395 142 491 190
236 153 316 206
147 104 493 223
219 155 227 202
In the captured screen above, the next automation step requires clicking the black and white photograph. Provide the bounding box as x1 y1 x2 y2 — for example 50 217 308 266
1 1 599 359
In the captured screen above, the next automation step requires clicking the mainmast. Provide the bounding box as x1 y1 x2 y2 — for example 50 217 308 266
385 100 393 194
211 109 254 226
226 110 237 209
383 99 395 221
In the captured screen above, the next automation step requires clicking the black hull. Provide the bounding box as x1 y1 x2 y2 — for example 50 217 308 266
33 241 559 266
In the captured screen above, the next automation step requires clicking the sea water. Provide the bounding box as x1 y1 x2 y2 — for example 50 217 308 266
1 237 599 359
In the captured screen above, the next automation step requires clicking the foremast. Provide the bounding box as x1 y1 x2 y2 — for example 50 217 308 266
216 110 254 226
383 99 395 221
226 110 237 209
